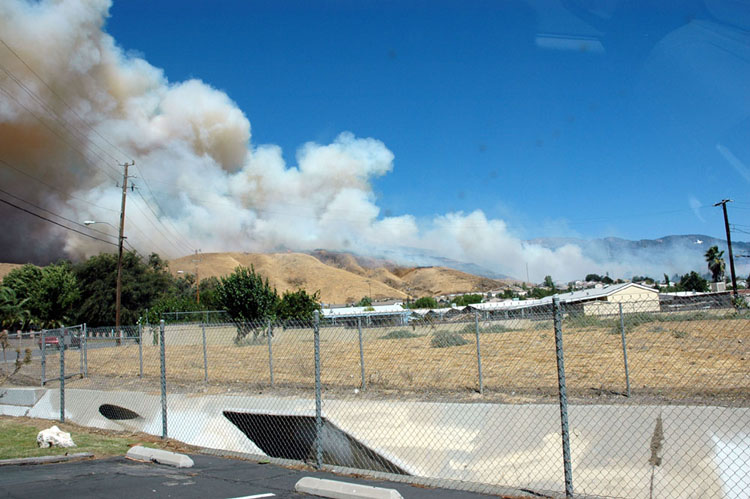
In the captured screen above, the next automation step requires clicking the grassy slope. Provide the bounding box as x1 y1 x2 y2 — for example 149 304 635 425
0 416 187 460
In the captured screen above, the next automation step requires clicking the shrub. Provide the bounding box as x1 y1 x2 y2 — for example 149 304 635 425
430 330 470 348
460 323 513 334
380 329 421 340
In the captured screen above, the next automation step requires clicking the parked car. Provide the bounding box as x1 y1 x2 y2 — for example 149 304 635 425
37 332 81 350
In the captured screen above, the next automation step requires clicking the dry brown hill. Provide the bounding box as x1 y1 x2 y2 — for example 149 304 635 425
0 263 23 282
171 251 513 304
170 252 407 305
398 266 506 296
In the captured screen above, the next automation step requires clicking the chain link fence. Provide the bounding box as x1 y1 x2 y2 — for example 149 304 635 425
2 294 749 498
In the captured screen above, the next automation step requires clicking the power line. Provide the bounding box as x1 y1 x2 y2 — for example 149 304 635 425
0 61 184 255
0 157 119 213
0 196 117 246
132 184 196 253
0 63 122 169
0 187 117 240
128 196 190 256
0 85 120 183
0 37 133 163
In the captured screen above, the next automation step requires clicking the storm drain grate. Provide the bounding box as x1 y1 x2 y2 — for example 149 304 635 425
98 404 142 420
223 411 408 475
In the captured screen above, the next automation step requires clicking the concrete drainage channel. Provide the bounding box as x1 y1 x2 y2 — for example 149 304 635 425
1 387 749 498
223 411 409 475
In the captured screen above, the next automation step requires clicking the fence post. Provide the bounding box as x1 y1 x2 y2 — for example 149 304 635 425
619 303 631 397
41 330 46 386
552 297 574 497
78 326 83 378
138 322 143 377
159 320 167 439
83 323 88 377
475 312 484 395
59 327 65 423
202 323 208 383
357 317 366 391
266 319 274 388
314 310 322 469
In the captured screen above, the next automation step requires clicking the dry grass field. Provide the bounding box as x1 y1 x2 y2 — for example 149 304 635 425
14 312 748 404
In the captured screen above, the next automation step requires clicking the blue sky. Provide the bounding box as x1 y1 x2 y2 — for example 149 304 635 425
102 0 750 243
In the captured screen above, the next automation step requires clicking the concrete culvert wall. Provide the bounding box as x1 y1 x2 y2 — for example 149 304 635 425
223 411 409 475
98 404 142 421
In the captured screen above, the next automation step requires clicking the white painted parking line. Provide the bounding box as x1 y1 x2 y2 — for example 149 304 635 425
225 494 275 499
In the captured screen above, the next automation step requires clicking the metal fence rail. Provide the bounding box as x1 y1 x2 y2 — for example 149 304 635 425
3 294 749 498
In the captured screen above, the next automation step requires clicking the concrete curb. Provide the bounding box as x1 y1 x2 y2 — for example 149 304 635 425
126 446 194 468
295 476 403 499
0 452 94 466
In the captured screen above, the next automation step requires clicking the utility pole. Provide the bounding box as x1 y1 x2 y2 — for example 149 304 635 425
116 161 134 339
192 250 201 304
714 199 738 298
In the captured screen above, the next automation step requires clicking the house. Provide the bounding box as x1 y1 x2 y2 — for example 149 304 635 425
470 282 661 318
321 303 411 326
540 282 660 316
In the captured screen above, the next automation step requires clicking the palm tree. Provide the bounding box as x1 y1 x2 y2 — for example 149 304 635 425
0 287 30 365
704 246 726 283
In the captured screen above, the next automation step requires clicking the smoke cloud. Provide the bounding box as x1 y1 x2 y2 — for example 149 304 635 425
0 0 715 283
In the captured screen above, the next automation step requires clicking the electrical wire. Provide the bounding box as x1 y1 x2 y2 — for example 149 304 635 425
0 63 122 169
132 185 196 253
0 187 117 240
0 197 117 246
128 196 189 256
0 157 119 213
0 85 120 183
0 38 133 163
0 40 196 255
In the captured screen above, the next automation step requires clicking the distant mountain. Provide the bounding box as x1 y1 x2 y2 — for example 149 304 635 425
528 234 750 279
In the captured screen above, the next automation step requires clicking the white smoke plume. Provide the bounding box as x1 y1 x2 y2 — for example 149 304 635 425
0 0 694 283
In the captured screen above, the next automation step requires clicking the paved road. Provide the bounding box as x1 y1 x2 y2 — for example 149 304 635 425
0 454 503 499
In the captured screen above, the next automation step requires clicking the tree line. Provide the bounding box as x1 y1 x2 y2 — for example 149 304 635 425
0 252 320 330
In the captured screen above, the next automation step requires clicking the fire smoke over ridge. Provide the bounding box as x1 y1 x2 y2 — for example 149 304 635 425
0 0 701 282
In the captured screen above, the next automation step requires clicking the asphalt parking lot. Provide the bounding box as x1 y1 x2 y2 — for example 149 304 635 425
0 454 506 499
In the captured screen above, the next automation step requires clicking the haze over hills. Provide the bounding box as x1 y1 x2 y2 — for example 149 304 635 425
529 234 750 280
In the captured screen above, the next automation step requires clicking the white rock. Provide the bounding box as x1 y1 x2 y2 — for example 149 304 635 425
37 426 76 448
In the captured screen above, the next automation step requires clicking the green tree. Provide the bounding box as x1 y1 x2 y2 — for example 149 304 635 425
355 296 372 307
663 273 670 287
2 265 41 322
276 289 321 323
36 263 80 327
3 263 78 327
585 273 602 282
215 266 279 340
451 294 483 306
198 276 221 310
529 287 556 299
678 271 709 292
601 275 614 284
73 252 174 326
704 245 726 282
0 286 30 329
411 296 438 309
543 275 555 289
